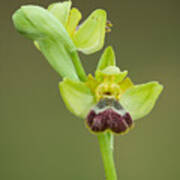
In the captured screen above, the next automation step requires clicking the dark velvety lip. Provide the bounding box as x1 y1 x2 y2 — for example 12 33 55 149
86 99 133 134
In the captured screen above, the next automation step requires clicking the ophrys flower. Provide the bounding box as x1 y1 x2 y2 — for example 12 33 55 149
59 46 163 135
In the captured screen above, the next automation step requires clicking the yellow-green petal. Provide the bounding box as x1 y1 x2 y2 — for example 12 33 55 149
48 1 72 26
120 81 163 120
66 8 82 37
72 9 106 54
119 77 134 92
59 78 96 118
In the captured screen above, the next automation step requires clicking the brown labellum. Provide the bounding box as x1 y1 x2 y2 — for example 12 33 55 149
86 98 133 134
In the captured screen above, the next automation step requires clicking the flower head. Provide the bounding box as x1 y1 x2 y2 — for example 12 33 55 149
59 46 163 135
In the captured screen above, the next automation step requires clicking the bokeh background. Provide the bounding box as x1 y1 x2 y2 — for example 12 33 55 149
0 0 179 179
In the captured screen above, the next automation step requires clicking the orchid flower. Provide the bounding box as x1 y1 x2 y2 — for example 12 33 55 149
59 46 163 134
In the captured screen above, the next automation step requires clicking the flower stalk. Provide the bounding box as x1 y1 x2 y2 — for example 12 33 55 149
69 50 87 81
98 132 117 180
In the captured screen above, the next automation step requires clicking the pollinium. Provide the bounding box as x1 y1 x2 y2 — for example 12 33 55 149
86 98 133 134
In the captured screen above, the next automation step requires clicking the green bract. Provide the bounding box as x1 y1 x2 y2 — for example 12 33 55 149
13 5 81 80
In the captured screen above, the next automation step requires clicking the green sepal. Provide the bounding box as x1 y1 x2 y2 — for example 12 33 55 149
120 81 163 120
96 46 116 74
96 66 128 83
72 9 107 54
12 5 79 80
48 1 72 26
59 78 96 118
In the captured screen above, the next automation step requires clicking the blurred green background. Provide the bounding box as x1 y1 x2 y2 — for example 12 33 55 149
0 0 179 179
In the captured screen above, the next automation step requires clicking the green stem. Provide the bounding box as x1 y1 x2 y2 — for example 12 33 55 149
70 51 87 82
98 132 117 180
